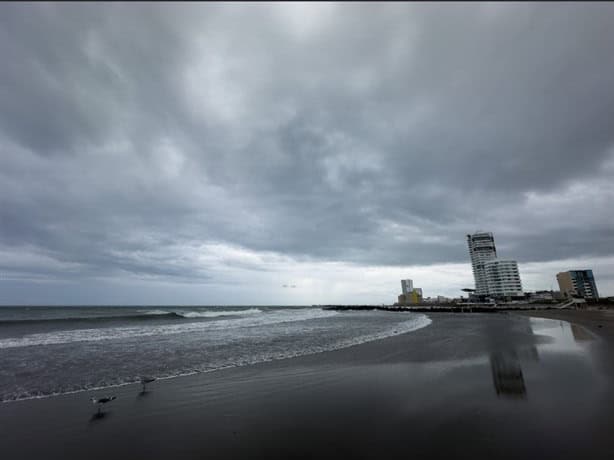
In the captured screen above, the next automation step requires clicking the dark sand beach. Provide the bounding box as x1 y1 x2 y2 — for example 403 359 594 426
1 310 613 460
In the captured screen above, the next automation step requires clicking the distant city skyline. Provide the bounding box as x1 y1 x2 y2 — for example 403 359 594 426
1 3 614 304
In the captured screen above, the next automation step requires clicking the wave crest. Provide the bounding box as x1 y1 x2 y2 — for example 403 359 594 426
176 308 262 318
0 308 336 349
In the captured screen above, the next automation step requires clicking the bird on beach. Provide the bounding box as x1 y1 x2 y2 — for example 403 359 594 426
91 395 116 415
140 376 157 393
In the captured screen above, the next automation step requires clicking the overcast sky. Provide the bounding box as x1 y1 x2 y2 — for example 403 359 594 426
1 2 614 305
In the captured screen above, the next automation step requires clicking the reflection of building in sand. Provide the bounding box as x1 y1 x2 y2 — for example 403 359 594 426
570 324 593 342
490 350 527 398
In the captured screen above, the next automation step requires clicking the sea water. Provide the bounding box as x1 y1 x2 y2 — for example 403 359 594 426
0 306 431 402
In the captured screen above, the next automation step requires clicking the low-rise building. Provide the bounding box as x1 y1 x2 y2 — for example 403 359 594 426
424 295 452 304
399 290 422 305
526 290 561 302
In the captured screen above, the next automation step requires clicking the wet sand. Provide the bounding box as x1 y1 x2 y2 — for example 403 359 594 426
518 308 614 341
1 311 613 459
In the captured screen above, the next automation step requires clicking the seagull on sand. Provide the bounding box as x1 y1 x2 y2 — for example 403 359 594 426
140 376 157 392
91 395 116 415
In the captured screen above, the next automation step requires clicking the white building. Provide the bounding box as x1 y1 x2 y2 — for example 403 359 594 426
467 232 497 296
401 279 413 295
484 260 523 297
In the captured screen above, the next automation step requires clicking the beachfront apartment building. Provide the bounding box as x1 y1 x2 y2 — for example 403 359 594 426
484 259 523 297
556 270 599 300
467 232 497 296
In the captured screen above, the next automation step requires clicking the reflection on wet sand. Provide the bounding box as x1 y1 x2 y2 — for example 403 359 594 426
571 323 593 342
490 350 527 398
529 317 594 353
483 316 537 399
489 318 593 399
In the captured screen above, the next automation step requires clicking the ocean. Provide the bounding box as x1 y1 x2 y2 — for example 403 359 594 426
0 306 431 402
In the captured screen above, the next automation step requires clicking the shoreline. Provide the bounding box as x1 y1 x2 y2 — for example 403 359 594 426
0 312 432 405
2 308 611 406
1 310 613 459
2 308 611 405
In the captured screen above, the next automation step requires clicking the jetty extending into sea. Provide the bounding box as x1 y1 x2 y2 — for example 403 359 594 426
321 299 595 313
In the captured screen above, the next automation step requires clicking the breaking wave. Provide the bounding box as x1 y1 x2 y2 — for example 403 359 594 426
0 308 334 349
0 308 263 325
0 313 432 403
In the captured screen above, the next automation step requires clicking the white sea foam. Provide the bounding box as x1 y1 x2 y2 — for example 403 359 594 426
141 309 172 316
0 308 337 349
177 308 262 318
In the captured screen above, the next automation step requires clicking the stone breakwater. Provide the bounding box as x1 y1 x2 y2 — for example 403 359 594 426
322 304 566 313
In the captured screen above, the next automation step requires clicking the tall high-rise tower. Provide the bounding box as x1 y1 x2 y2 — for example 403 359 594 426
467 232 497 296
401 279 413 295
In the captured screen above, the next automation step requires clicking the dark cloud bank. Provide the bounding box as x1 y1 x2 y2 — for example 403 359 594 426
1 3 614 302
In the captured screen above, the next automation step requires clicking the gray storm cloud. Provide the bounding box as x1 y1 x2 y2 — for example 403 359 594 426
1 3 614 302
